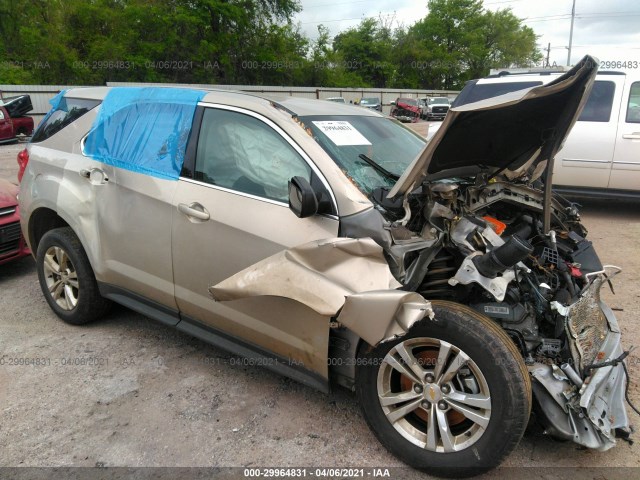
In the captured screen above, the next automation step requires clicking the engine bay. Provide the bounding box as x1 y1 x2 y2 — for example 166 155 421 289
368 173 632 448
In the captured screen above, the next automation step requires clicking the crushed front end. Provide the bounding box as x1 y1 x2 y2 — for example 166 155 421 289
531 270 630 449
369 176 634 450
365 56 635 450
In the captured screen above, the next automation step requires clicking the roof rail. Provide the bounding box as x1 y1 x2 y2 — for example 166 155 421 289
488 66 571 76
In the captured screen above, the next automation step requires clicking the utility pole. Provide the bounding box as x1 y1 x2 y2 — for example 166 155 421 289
546 42 551 68
567 0 576 66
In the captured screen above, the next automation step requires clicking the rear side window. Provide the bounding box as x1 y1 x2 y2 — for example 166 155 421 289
31 97 100 143
578 80 615 122
626 82 640 123
455 81 543 106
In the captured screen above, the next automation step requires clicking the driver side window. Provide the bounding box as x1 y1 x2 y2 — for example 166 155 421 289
195 108 312 203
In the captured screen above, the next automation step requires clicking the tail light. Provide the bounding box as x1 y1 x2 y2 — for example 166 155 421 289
17 148 29 183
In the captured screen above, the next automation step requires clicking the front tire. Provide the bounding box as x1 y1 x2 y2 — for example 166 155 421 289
356 300 531 478
36 227 111 325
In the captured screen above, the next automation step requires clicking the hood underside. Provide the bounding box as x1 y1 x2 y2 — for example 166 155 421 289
389 55 599 198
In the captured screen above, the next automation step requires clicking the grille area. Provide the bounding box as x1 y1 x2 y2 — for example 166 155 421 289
0 221 22 256
566 276 609 376
0 206 17 217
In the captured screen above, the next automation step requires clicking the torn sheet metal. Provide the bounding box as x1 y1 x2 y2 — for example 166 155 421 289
84 87 205 180
209 238 401 316
337 291 433 346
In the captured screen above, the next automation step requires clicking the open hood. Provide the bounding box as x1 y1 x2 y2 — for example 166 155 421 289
388 55 599 198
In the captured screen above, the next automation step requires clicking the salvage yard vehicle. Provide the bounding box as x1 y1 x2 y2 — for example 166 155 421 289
358 97 382 112
422 97 451 120
455 66 640 198
18 56 634 476
0 178 30 265
391 97 422 122
0 95 35 143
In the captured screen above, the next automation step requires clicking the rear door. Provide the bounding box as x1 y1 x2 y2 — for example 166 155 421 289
171 105 339 378
609 79 640 190
553 76 626 188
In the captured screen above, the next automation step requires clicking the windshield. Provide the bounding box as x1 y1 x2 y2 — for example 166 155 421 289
398 98 418 106
299 115 426 196
430 97 449 104
360 98 379 105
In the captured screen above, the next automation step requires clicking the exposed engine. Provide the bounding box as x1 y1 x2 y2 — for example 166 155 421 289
369 175 631 449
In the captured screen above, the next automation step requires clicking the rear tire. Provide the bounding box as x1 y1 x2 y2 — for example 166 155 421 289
356 300 531 478
36 227 111 325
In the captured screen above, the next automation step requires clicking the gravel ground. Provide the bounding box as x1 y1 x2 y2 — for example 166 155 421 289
1 137 639 479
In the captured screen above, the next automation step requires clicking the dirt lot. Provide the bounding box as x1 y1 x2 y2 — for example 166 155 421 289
1 136 640 478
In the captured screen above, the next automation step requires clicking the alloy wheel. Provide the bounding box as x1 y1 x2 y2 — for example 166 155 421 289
43 246 80 311
376 337 492 453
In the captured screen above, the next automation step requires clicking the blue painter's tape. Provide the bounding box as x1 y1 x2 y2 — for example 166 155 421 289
35 89 68 130
84 87 206 180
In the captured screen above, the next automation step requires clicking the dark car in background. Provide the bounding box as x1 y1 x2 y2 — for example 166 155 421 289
0 178 30 265
358 97 382 112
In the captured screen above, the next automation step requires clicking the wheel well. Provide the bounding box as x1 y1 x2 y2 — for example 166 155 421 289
328 326 364 391
29 208 69 254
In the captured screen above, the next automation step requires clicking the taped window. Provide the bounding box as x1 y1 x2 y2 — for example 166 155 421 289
84 87 205 180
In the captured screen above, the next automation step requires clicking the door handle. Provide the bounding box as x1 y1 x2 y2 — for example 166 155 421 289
79 168 109 185
622 133 640 140
178 202 210 221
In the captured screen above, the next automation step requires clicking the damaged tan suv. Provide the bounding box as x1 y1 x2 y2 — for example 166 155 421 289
19 56 633 476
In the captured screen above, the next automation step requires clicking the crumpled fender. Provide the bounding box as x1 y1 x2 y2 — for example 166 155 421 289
337 290 433 346
209 238 433 345
209 238 401 316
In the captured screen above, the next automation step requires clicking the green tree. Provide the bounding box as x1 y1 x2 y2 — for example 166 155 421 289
0 0 541 88
332 17 394 88
407 0 541 89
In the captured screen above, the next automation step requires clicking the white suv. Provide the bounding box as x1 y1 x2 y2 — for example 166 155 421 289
455 68 640 198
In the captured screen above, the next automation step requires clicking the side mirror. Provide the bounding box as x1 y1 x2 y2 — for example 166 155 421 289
288 176 318 218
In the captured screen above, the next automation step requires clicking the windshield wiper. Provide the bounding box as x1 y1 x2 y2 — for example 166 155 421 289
358 154 400 181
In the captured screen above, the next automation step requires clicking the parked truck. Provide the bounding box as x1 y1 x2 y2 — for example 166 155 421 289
0 94 34 143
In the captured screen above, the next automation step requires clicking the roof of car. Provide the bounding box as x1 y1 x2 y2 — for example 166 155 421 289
61 87 381 118
268 96 381 117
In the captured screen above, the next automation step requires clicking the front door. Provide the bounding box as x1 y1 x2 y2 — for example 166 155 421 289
554 78 625 189
171 105 339 378
609 80 640 190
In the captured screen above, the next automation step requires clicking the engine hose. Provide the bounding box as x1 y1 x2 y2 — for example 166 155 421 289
473 235 534 279
585 349 640 417
623 362 640 417
561 271 577 299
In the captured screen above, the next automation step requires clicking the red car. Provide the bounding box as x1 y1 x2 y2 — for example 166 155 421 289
0 178 30 264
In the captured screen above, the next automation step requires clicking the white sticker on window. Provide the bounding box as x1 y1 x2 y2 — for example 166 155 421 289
312 121 372 146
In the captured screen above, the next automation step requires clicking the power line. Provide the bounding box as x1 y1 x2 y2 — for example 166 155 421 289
301 16 364 25
484 0 528 5
301 12 397 25
303 0 373 10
